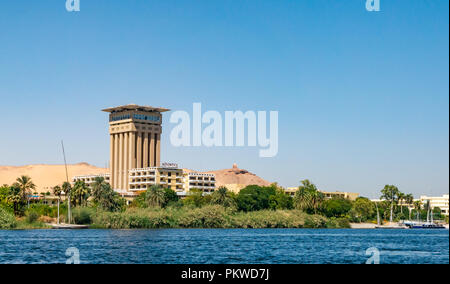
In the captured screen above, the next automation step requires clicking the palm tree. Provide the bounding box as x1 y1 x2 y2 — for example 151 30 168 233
62 181 72 223
145 185 166 207
7 185 22 215
397 192 405 216
405 194 414 220
91 176 106 203
293 179 324 213
13 175 36 208
53 185 62 224
413 200 422 221
310 189 325 214
90 177 123 211
211 186 235 208
72 181 90 207
380 185 399 223
212 186 228 203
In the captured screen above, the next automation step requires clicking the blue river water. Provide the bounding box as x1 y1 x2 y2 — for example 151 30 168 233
0 229 448 264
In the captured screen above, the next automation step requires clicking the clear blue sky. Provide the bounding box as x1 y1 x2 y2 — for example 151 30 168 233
0 0 448 198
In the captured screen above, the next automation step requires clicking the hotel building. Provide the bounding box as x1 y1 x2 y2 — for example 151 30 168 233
71 174 111 187
184 172 216 194
420 194 449 216
102 104 169 192
73 167 216 197
73 104 216 197
285 187 359 201
129 164 184 192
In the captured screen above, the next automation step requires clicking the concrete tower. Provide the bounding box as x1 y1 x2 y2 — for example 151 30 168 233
102 104 170 191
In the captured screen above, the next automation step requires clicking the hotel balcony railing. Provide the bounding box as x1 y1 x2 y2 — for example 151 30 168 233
129 181 156 185
131 174 156 177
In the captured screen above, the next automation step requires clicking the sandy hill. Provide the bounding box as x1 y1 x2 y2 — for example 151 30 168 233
206 163 271 188
0 163 108 193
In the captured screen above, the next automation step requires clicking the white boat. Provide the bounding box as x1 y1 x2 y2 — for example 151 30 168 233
403 202 446 229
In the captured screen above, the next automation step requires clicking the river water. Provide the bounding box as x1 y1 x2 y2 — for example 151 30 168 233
0 228 448 264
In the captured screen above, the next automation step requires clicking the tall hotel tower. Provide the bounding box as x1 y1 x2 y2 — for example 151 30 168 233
102 104 170 191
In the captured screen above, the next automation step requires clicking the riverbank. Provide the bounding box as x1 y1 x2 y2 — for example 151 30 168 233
85 206 352 229
2 205 352 229
350 222 377 229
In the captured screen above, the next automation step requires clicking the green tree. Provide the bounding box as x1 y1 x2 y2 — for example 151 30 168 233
183 188 207 208
293 180 324 214
210 186 236 208
91 177 125 212
62 181 72 223
13 175 36 207
404 193 414 220
322 197 352 218
7 185 22 215
380 185 399 222
72 180 90 207
397 192 405 215
91 177 107 203
269 188 293 210
145 185 166 207
0 186 12 211
52 185 62 224
236 185 277 212
163 188 179 206
351 197 375 222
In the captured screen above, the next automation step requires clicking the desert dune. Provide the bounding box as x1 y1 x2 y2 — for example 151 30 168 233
0 163 108 193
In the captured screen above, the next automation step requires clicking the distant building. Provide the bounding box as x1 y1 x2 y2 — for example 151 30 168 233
184 172 216 194
285 187 297 197
285 187 359 201
102 104 169 192
321 191 359 201
420 194 449 216
222 184 253 194
73 166 216 198
71 174 111 186
371 194 449 217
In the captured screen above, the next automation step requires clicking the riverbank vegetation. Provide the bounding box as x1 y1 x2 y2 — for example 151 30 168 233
1 176 446 229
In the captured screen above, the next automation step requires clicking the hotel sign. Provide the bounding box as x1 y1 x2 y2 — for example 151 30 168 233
161 162 179 169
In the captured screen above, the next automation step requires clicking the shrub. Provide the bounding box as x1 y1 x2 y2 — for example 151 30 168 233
0 207 17 229
304 214 328 228
25 211 40 224
72 207 95 225
230 210 310 228
326 217 351 228
38 216 55 223
92 208 173 229
177 205 229 228
28 203 56 217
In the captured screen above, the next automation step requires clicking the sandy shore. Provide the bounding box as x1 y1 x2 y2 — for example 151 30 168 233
350 223 377 229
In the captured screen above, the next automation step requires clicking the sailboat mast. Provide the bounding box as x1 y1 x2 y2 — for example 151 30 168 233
61 140 71 224
376 202 380 226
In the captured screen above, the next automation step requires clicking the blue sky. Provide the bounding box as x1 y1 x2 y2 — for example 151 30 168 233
0 0 448 198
